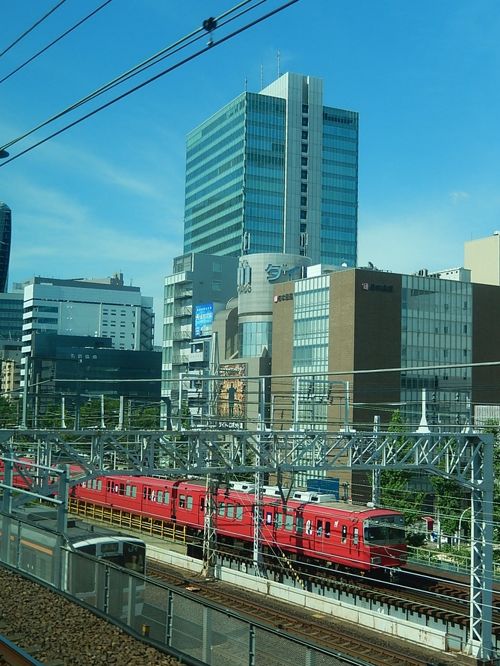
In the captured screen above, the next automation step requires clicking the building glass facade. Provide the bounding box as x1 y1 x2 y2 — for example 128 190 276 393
401 275 472 426
321 109 358 265
292 274 330 427
183 73 358 266
238 321 272 357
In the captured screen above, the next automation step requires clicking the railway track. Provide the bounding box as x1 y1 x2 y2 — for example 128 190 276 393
146 559 465 666
0 634 44 666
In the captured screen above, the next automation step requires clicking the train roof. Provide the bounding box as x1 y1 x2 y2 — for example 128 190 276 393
95 474 402 517
12 506 145 547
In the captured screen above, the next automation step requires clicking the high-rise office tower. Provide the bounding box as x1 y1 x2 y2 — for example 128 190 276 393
0 203 12 292
183 72 358 266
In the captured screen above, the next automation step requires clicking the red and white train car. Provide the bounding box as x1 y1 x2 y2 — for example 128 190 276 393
73 475 407 575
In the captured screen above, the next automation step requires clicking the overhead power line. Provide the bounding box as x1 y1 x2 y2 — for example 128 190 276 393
0 0 267 155
0 0 68 59
0 0 113 86
0 0 299 167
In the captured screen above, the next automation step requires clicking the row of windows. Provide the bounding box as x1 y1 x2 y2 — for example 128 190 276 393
323 109 358 126
192 96 245 142
187 113 244 161
185 191 243 226
185 215 241 249
185 169 243 210
323 125 358 139
323 135 357 151
322 190 357 205
186 139 244 180
185 154 244 198
90 479 354 540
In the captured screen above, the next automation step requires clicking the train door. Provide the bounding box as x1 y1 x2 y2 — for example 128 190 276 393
349 522 361 567
261 506 275 544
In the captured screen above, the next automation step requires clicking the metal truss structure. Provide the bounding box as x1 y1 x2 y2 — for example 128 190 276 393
0 427 495 662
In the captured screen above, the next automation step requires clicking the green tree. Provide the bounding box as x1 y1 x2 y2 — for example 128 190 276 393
0 396 18 427
430 475 466 538
380 410 426 543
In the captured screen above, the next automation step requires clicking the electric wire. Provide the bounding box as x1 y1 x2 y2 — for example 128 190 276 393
0 0 113 86
0 0 286 163
0 0 260 152
0 0 68 59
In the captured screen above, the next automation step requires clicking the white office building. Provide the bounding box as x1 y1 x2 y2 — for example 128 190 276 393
21 274 154 357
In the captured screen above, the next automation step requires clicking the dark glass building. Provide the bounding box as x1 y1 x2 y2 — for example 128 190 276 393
0 203 12 292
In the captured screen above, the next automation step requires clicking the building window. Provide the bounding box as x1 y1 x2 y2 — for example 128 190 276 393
301 156 308 166
302 104 309 113
302 130 308 140
301 196 307 206
301 143 308 153
301 170 308 179
212 280 222 291
301 183 307 193
300 210 307 219
302 117 308 126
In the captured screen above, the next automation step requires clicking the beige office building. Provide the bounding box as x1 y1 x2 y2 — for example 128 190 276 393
464 232 500 286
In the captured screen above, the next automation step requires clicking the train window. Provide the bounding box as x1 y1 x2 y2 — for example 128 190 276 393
285 514 293 531
218 502 225 516
179 494 186 508
126 484 132 497
306 520 312 535
236 506 243 520
131 485 136 498
316 520 323 537
97 480 102 491
119 483 125 495
163 491 169 504
107 480 113 492
325 521 331 538
157 490 163 502
265 512 273 525
187 496 193 510
341 525 347 544
276 513 283 529
296 515 304 534
353 527 359 545
227 504 234 518
200 497 205 511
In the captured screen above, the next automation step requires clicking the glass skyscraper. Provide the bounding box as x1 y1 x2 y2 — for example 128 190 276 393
0 202 12 293
183 73 358 266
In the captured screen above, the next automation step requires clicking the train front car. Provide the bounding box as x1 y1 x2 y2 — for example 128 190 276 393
362 509 407 577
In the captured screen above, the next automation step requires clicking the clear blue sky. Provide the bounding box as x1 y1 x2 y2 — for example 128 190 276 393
1 0 499 343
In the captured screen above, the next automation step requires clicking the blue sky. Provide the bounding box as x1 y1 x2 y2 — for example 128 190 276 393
1 0 499 343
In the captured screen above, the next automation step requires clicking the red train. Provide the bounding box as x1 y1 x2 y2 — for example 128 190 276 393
72 474 407 576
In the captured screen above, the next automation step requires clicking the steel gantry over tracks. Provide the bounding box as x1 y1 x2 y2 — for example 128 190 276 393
0 427 495 663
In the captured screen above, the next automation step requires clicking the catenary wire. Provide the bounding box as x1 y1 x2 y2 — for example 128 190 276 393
0 0 68 59
0 0 299 167
0 0 113 86
0 0 267 154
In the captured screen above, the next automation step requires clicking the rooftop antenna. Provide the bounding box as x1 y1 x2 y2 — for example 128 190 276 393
244 76 247 92
277 49 281 77
260 63 263 90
